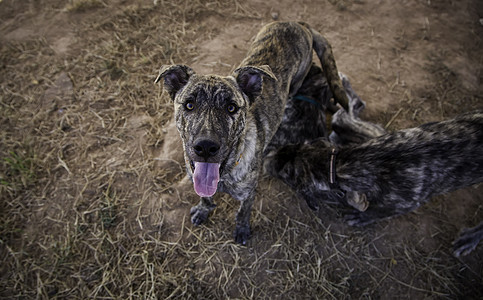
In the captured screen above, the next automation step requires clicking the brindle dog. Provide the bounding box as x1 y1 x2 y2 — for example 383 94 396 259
265 111 483 254
266 66 483 256
155 22 349 244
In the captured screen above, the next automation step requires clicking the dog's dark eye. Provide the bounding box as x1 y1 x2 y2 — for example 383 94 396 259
185 101 195 111
227 103 238 114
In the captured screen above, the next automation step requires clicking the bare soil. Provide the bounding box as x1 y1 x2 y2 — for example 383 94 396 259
1 0 482 298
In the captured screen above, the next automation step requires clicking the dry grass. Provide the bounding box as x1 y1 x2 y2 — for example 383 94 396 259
1 0 482 299
65 0 106 12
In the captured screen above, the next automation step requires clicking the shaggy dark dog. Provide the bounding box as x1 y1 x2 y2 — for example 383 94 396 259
265 70 483 256
266 111 483 254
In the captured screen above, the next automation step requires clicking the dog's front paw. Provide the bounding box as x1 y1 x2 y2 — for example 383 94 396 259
346 191 369 212
234 225 251 245
190 204 215 226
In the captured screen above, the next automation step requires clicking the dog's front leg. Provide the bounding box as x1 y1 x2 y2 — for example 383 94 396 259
229 180 257 245
190 197 216 226
234 192 254 245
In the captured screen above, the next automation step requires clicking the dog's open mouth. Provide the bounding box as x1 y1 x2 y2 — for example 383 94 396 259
192 162 221 197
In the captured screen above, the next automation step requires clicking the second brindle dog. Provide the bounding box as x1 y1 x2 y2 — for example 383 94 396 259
266 110 483 222
265 79 483 255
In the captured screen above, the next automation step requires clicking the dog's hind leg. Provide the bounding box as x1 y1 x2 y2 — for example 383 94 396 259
345 204 417 227
330 75 386 146
190 197 216 226
453 221 483 257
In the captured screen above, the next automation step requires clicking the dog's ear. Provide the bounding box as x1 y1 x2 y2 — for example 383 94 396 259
155 65 194 99
233 65 277 103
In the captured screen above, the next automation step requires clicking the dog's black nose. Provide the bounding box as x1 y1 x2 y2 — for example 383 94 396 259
193 139 220 160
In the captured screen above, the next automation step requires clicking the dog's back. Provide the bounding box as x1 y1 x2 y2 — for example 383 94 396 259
334 111 483 228
416 112 483 191
342 111 483 199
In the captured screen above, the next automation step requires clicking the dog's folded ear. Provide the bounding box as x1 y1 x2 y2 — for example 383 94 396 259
233 65 277 103
155 65 194 99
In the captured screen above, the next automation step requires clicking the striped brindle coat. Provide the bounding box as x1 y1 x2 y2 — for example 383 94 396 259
155 22 349 244
265 77 483 255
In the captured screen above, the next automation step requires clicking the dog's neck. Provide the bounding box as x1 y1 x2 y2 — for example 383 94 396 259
328 147 338 186
223 122 258 182
328 147 346 198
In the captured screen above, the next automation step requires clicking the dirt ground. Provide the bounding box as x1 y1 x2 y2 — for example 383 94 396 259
1 0 482 298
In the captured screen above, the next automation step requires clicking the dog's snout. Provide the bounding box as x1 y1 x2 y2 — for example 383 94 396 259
193 139 220 160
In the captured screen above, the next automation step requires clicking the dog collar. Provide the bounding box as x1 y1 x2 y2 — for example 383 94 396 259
292 94 322 110
329 147 345 198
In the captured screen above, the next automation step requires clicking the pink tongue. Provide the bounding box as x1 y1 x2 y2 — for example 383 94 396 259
193 162 220 197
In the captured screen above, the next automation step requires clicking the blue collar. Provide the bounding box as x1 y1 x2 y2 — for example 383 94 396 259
292 94 322 109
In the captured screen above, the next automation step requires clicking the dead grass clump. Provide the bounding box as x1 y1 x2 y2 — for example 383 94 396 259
65 0 105 12
1 0 482 298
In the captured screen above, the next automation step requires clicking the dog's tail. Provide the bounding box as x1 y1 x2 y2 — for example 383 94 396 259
305 24 349 111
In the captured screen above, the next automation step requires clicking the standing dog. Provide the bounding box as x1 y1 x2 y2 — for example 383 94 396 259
155 22 349 244
265 111 483 233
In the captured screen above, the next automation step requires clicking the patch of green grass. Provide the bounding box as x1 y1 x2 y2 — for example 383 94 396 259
1 150 36 194
100 190 118 229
